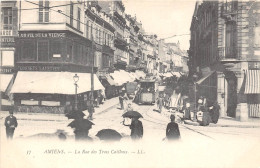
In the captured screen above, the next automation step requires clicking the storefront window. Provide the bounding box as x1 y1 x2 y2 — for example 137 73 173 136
66 42 73 62
50 41 62 59
37 40 49 61
21 40 35 61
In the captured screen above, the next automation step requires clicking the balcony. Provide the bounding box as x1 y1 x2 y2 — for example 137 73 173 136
0 30 13 36
221 1 238 20
218 47 241 61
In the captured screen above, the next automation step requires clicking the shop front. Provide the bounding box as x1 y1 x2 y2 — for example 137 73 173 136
12 30 102 113
11 71 104 113
0 35 16 111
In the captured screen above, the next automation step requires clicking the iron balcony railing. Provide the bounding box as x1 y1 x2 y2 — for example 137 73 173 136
218 47 241 60
221 1 238 16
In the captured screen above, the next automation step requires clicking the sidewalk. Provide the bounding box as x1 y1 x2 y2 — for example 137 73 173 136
0 97 119 121
148 107 260 128
184 117 260 128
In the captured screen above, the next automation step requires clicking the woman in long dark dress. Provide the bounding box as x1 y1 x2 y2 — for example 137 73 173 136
166 115 181 141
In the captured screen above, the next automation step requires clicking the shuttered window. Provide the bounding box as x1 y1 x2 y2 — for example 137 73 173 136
39 0 49 23
254 27 260 48
77 7 81 30
2 7 12 30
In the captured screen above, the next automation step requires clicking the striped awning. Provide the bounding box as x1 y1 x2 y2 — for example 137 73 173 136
248 104 260 118
245 70 260 94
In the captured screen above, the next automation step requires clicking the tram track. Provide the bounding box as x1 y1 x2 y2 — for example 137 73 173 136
135 104 215 140
93 101 216 140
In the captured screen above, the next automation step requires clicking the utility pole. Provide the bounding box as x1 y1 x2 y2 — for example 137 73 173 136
91 34 94 111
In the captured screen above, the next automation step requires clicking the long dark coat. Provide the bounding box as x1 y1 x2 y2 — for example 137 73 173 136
130 120 143 139
166 122 180 140
5 116 18 129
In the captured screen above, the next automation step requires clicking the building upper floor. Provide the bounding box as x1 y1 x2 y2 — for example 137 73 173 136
19 0 85 37
0 0 19 36
189 0 260 70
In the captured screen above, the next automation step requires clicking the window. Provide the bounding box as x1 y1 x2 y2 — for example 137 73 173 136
0 50 14 66
70 2 74 26
254 27 260 48
37 40 49 61
39 0 49 23
77 7 81 30
99 29 102 44
2 7 12 30
86 21 89 39
90 23 93 39
21 40 35 61
95 27 98 42
50 41 62 58
225 21 237 58
66 42 73 62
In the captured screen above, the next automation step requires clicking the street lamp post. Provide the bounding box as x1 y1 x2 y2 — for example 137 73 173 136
73 74 79 110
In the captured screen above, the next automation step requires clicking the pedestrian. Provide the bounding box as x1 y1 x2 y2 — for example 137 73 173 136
166 115 180 141
119 93 124 110
87 105 94 120
157 95 164 113
5 110 18 140
124 103 133 113
96 90 101 107
124 117 143 140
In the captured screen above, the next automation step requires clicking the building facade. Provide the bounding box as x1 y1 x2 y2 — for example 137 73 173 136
98 1 128 69
189 0 260 121
85 1 115 76
11 0 104 113
0 0 18 110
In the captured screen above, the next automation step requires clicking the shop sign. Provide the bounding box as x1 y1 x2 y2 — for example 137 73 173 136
0 67 14 73
0 37 15 47
19 32 66 38
248 62 260 70
17 65 61 71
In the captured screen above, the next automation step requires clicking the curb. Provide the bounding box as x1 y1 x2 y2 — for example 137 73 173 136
1 102 119 122
184 120 260 128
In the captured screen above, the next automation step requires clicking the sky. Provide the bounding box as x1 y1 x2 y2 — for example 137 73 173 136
122 0 197 51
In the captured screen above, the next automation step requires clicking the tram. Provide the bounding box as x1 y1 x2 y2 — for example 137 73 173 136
136 78 156 104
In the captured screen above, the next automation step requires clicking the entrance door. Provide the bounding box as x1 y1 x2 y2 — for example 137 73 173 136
226 75 237 118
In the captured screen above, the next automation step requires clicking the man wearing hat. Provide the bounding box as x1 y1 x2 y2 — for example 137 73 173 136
4 110 18 139
166 115 180 141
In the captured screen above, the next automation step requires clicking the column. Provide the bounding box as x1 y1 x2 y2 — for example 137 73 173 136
217 71 226 117
235 70 248 121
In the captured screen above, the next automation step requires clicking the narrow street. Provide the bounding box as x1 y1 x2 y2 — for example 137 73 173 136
1 102 260 168
1 100 259 142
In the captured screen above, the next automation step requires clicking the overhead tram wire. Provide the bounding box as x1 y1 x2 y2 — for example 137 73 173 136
24 0 130 47
13 1 84 11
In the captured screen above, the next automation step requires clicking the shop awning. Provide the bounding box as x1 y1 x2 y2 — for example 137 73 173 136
105 74 116 86
171 72 181 78
11 71 104 95
0 74 13 92
110 71 125 86
245 70 260 94
196 71 215 85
